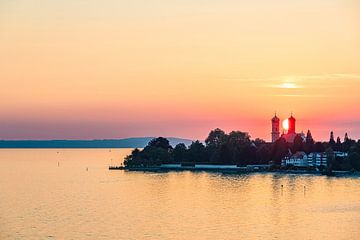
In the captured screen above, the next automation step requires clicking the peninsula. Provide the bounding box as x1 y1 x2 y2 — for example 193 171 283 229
121 115 360 175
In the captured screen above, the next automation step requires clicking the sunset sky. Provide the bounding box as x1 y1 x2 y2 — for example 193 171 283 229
1 0 360 141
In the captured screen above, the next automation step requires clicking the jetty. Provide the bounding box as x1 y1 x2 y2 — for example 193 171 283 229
109 165 125 170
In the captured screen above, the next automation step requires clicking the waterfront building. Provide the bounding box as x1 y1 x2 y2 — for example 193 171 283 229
334 151 348 158
283 151 349 168
282 151 308 167
308 152 328 167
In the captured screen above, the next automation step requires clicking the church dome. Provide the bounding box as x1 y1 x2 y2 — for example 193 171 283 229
289 114 296 121
272 114 279 121
289 116 295 121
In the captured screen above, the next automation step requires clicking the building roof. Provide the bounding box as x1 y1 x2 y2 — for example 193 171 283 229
292 151 307 159
281 132 298 143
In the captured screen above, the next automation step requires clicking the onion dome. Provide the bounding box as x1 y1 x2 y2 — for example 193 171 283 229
289 113 296 121
272 113 280 122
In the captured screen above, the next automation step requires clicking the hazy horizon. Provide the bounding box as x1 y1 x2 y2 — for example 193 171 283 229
1 0 360 141
0 136 194 141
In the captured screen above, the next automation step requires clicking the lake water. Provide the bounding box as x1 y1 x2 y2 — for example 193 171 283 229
1 149 360 240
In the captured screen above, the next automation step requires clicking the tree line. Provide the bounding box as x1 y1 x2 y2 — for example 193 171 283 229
124 128 360 171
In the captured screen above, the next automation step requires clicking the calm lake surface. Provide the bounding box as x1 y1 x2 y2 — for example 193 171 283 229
1 149 360 240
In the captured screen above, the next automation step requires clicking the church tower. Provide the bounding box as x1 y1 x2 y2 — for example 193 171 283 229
271 114 280 143
288 113 296 134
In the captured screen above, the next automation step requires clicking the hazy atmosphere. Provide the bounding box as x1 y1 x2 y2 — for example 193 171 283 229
1 0 360 141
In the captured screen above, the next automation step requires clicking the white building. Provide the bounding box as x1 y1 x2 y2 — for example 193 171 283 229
282 152 308 167
283 151 349 168
308 152 328 167
334 151 348 158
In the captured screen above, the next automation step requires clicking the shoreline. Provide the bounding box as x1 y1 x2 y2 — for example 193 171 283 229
109 165 357 177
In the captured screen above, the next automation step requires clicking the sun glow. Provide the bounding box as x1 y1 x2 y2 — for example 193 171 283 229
282 119 289 130
280 82 298 89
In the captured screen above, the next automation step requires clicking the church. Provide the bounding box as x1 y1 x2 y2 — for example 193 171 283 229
271 113 305 143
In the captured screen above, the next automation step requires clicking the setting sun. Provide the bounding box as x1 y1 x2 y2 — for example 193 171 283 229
282 119 289 131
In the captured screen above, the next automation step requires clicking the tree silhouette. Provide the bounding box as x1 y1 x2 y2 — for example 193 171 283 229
335 137 342 151
304 130 315 153
188 141 207 163
314 142 325 152
306 130 314 144
325 147 335 173
271 138 289 164
205 128 227 148
227 131 253 165
173 143 187 163
256 144 272 164
205 128 227 163
292 134 304 153
329 131 336 148
349 152 360 170
148 137 172 150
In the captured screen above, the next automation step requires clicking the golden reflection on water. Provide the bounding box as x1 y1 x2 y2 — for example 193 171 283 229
1 149 360 240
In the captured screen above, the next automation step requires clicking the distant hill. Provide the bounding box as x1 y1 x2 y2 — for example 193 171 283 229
0 137 194 149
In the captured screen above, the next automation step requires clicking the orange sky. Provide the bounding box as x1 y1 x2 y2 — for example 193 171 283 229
1 0 360 141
